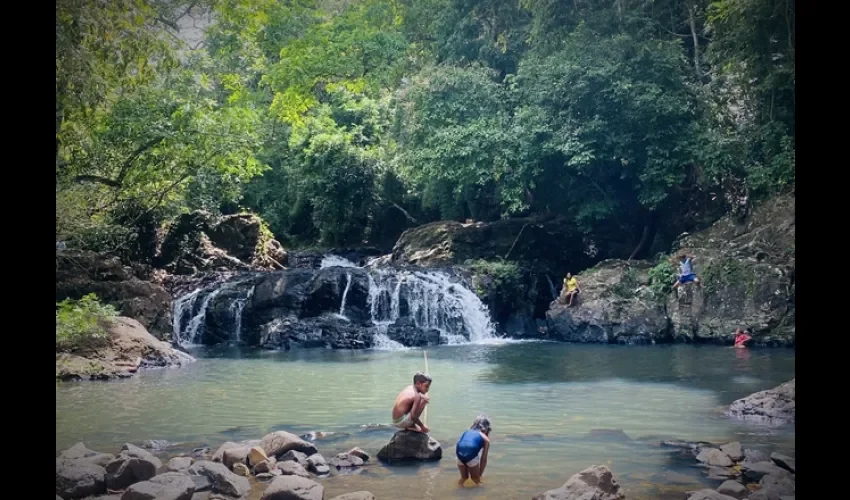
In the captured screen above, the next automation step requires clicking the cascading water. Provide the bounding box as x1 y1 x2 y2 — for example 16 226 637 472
230 285 255 342
338 273 353 317
321 255 359 268
172 279 250 347
546 274 558 301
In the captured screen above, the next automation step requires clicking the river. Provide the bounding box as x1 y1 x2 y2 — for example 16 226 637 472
56 342 794 499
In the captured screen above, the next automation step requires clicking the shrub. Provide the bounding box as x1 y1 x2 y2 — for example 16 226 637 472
56 293 117 352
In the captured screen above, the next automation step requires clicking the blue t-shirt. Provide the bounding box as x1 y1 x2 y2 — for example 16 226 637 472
456 430 485 462
679 258 693 276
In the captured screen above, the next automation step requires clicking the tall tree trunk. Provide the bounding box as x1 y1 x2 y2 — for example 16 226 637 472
688 2 702 79
628 210 656 261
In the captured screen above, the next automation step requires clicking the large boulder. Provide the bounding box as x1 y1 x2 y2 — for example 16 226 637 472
666 194 795 345
376 430 442 463
105 456 157 490
716 480 749 499
120 472 195 500
532 465 625 500
187 460 250 498
58 443 116 468
261 431 318 458
545 260 670 344
209 213 288 267
260 475 324 500
277 461 312 478
56 459 107 499
167 457 194 473
56 317 195 381
56 251 173 336
726 379 795 425
695 448 734 467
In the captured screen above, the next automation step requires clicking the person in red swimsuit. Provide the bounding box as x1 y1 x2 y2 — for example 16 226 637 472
734 328 752 348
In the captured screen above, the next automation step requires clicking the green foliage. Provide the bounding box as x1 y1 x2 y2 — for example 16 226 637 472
648 260 676 298
467 259 525 310
56 294 117 352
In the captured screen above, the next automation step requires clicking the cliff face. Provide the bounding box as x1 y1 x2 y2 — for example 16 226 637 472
546 194 795 346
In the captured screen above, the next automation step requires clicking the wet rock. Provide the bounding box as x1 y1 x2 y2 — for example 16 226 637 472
743 449 769 464
167 457 194 473
696 448 734 467
105 456 157 490
328 493 375 500
120 443 163 469
742 462 792 482
707 467 739 480
686 490 738 500
187 460 250 498
661 440 713 451
141 439 171 451
770 452 795 473
277 461 312 478
192 447 212 459
306 453 330 475
189 474 212 492
716 480 748 499
719 442 744 462
56 459 107 499
279 450 310 467
248 446 270 467
254 457 277 473
256 471 282 482
211 442 241 462
261 431 318 458
726 379 795 425
376 430 442 463
748 473 795 500
329 453 365 468
347 447 370 462
532 465 625 500
222 446 251 468
121 472 195 500
59 445 117 469
260 475 324 500
232 463 250 477
583 429 632 442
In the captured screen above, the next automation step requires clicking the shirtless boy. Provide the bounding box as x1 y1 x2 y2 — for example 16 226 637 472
391 372 432 433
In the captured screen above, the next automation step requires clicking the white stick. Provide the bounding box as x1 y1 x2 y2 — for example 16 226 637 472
423 350 429 426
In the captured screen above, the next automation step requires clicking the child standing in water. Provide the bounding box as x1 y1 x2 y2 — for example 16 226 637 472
456 415 491 486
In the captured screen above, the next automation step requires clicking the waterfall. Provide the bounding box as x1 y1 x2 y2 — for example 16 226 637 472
338 273 353 317
230 285 255 342
546 274 558 300
172 279 250 347
321 255 359 268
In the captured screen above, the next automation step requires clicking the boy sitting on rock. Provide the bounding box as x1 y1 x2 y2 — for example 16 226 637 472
391 372 431 433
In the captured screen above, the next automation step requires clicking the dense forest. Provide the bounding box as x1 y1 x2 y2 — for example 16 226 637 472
56 0 795 261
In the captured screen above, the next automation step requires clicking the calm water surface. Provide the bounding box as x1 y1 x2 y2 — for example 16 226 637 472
56 343 795 499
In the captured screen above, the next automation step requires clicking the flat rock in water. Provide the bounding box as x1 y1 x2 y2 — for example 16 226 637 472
168 457 195 473
260 475 324 500
719 442 745 462
59 443 115 468
279 450 310 467
696 448 734 467
707 467 739 480
329 453 365 468
105 456 157 490
742 462 792 482
187 460 250 498
56 459 107 499
376 431 442 463
686 489 738 500
748 473 795 500
121 472 195 500
770 452 795 473
347 447 370 462
277 461 312 478
661 440 713 451
726 379 795 425
306 453 330 475
248 446 269 466
716 480 748 499
261 431 318 458
532 465 625 500
328 493 376 500
582 429 632 442
141 439 171 451
222 447 251 468
120 443 163 469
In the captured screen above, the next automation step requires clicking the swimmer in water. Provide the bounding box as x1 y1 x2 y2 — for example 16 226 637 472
456 414 491 486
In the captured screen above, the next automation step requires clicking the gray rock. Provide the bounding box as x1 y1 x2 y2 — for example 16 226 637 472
306 453 330 475
261 430 318 458
260 475 324 500
256 471 282 482
686 490 738 500
328 493 375 500
279 450 309 467
329 453 365 468
187 460 250 498
726 379 795 425
58 443 116 468
347 447 369 462
211 442 242 462
716 480 748 499
120 443 163 469
222 446 251 468
105 456 157 490
770 452 795 473
57 496 63 500
277 461 312 478
696 448 734 467
719 442 744 462
141 439 171 450
168 457 195 473
56 459 107 499
376 430 442 463
232 462 250 476
748 473 795 500
742 461 792 482
707 467 739 480
121 472 195 500
188 475 212 492
532 465 625 500
254 457 277 473
744 449 769 463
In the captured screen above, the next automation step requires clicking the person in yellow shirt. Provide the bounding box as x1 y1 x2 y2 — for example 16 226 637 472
562 272 581 307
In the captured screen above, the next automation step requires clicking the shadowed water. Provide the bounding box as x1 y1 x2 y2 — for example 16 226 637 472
56 343 794 499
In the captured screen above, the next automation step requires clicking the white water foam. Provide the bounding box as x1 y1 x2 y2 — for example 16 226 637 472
320 255 360 268
339 273 353 316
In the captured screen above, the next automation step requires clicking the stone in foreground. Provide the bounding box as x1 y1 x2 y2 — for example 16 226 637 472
695 448 734 467
261 431 318 458
687 490 738 500
120 472 195 500
328 493 376 500
532 465 625 500
260 475 324 500
726 379 795 425
56 459 107 499
105 456 157 490
376 430 442 463
187 460 250 498
716 480 748 499
769 452 795 473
